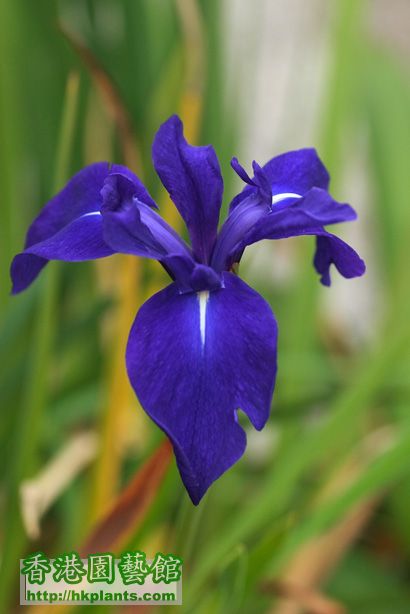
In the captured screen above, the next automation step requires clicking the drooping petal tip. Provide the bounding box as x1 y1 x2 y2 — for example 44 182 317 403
314 233 366 286
10 253 48 295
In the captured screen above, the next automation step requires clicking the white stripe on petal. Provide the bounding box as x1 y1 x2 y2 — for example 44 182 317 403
198 291 210 348
82 211 101 217
271 192 302 205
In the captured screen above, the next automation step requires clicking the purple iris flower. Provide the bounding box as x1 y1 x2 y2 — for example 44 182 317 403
10 115 365 504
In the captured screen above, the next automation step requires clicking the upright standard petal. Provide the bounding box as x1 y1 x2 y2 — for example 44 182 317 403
10 162 156 293
152 115 223 263
126 273 278 504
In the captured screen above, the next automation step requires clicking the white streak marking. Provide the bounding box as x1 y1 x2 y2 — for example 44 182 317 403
271 192 302 205
198 291 209 348
82 211 101 217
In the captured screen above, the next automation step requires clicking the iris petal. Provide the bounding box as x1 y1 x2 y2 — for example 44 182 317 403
25 163 111 248
212 187 357 273
10 162 156 293
263 148 330 194
101 173 222 292
313 231 366 286
230 148 330 211
102 174 191 259
211 195 268 272
25 163 154 249
244 187 357 243
225 148 364 285
238 190 364 284
10 254 48 295
126 272 277 504
11 213 113 294
152 115 223 263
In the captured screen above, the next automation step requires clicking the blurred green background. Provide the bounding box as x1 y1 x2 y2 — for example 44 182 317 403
1 0 410 612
